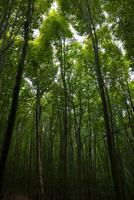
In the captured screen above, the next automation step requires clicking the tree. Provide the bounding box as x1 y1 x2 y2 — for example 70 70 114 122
0 0 34 194
0 0 134 199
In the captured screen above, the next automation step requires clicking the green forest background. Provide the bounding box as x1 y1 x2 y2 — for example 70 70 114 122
0 0 134 200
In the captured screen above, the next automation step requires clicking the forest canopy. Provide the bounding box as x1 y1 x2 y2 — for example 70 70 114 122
0 0 134 200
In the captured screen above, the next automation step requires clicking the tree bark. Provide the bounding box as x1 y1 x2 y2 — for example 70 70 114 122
59 38 68 200
35 83 45 200
81 1 129 199
73 99 82 200
0 0 34 195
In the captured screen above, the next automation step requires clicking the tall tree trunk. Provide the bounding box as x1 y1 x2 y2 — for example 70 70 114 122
87 101 93 200
73 99 82 200
0 0 34 194
120 81 134 136
126 81 134 112
67 83 75 199
35 83 45 200
59 38 68 200
81 1 129 199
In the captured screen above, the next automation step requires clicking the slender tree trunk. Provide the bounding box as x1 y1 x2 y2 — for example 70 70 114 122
59 38 68 200
120 82 134 136
0 0 34 195
126 81 134 112
67 86 75 199
87 102 93 200
47 114 55 200
81 1 129 199
35 84 45 200
73 100 82 200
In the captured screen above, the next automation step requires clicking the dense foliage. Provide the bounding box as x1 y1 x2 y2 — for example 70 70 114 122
0 0 134 200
